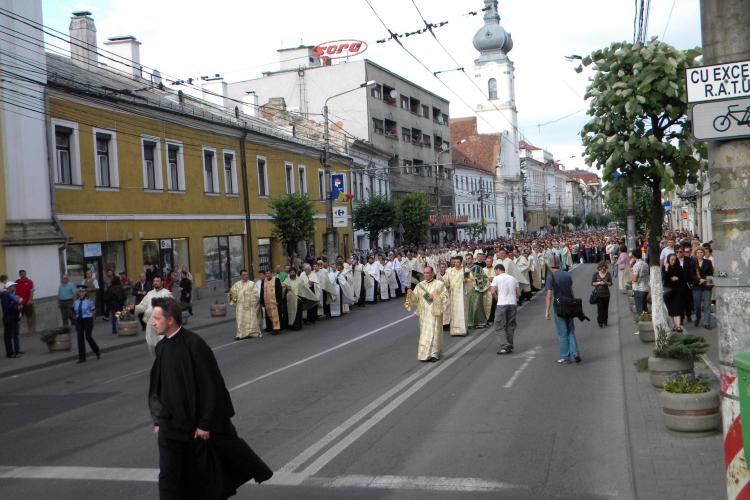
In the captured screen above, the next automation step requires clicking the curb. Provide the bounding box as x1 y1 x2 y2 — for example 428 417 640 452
0 316 235 379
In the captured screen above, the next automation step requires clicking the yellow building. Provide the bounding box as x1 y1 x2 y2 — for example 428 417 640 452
47 48 351 295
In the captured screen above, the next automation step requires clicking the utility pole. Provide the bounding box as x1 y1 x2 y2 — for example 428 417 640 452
700 2 750 499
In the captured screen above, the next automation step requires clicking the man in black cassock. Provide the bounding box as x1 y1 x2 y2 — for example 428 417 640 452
148 298 271 499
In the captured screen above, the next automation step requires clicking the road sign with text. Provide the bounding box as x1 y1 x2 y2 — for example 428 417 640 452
686 60 750 103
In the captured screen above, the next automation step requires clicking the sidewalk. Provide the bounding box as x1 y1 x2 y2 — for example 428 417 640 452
0 296 236 379
615 287 724 499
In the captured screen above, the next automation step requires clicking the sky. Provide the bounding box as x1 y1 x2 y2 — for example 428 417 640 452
41 0 702 174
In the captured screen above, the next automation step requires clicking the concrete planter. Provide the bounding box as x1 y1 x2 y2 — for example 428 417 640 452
638 321 655 342
117 320 139 337
661 388 720 432
210 302 227 317
49 333 72 351
648 356 694 388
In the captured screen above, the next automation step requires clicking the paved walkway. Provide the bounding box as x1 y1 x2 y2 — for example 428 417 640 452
614 287 724 500
0 296 236 379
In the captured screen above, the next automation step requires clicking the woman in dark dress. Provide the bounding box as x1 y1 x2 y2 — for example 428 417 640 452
591 261 613 328
662 253 685 331
104 276 126 334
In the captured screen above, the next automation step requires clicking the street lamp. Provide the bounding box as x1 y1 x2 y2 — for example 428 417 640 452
322 80 377 260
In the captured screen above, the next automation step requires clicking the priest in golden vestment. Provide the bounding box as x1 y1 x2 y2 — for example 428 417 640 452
228 269 261 339
407 266 449 362
443 254 469 336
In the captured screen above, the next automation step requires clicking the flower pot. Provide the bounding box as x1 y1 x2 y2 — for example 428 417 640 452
661 388 720 432
638 321 655 342
117 320 139 337
210 303 227 317
49 333 72 351
648 356 694 388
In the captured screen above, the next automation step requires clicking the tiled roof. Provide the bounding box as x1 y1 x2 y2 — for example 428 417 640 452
564 168 601 184
449 117 499 175
519 139 541 151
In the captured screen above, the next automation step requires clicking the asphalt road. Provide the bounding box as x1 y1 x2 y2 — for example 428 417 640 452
0 264 636 499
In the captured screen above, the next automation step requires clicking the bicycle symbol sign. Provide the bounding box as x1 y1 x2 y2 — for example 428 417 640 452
692 96 750 141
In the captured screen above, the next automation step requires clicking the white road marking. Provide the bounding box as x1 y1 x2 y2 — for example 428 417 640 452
229 314 415 392
0 466 529 493
287 329 492 482
505 345 541 389
101 367 150 385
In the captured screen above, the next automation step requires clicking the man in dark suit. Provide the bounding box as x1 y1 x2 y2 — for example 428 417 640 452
148 298 271 499
132 272 152 330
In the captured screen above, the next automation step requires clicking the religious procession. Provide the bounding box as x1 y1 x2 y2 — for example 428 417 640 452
226 229 623 364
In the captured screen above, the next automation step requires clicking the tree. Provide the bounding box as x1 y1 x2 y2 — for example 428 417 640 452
572 215 583 228
395 193 431 246
270 193 316 262
549 216 559 232
604 183 652 228
465 222 485 240
562 215 573 230
578 38 704 331
585 214 596 227
352 195 396 248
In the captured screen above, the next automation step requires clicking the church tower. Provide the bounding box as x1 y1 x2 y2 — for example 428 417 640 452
472 0 524 235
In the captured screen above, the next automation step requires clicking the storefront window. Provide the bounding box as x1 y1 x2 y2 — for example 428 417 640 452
229 236 244 279
142 240 160 278
103 242 125 275
203 237 221 282
66 245 85 285
258 238 271 272
66 241 126 286
173 238 190 273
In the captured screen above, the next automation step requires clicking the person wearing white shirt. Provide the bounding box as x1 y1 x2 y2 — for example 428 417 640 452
490 263 520 355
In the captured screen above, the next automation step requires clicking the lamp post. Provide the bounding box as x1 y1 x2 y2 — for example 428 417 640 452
434 139 466 244
322 80 377 260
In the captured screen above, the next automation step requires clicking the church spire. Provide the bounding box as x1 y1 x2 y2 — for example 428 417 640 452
472 0 513 60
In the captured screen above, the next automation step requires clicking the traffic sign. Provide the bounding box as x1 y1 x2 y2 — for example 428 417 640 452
333 206 348 228
692 96 750 141
686 60 750 103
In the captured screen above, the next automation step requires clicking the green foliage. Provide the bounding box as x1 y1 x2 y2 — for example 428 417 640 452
40 327 70 346
572 215 582 228
596 214 611 227
549 216 559 228
465 222 485 240
585 214 595 227
654 333 709 362
395 193 431 246
562 216 573 226
270 193 316 260
634 357 649 372
578 39 705 264
605 183 652 227
638 311 652 322
662 373 710 394
352 195 396 247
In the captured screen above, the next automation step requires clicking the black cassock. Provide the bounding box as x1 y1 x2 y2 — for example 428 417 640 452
149 329 272 499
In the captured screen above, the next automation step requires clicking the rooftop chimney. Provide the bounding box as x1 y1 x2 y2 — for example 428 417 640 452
69 11 98 70
103 35 142 78
201 80 231 108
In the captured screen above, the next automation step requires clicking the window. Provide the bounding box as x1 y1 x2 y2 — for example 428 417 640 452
285 162 294 194
384 119 397 139
52 119 81 186
55 127 73 185
442 113 449 125
402 159 412 175
411 128 422 145
318 169 325 201
93 129 118 188
370 83 382 100
409 96 420 114
166 142 185 191
358 173 364 199
400 95 409 110
223 151 238 195
383 85 396 105
432 107 441 123
142 138 162 190
434 135 443 152
401 127 411 142
203 148 219 194
421 104 430 118
298 165 307 194
422 134 431 148
372 118 384 135
488 78 498 100
257 156 269 196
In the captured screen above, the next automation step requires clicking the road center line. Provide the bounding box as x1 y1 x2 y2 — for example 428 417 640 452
288 328 493 482
229 314 415 393
504 345 541 389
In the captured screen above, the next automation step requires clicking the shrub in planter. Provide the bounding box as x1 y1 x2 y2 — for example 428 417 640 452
638 312 655 343
40 326 72 351
661 374 720 432
648 329 709 388
115 306 139 337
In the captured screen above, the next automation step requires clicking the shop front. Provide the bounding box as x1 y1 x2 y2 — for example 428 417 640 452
141 237 190 282
202 235 244 291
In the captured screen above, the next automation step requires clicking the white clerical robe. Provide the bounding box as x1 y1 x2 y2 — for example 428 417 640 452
300 271 322 320
514 255 532 293
385 260 399 298
317 268 336 316
229 279 261 339
529 251 543 290
363 263 376 302
135 287 173 354
443 266 468 336
408 278 449 361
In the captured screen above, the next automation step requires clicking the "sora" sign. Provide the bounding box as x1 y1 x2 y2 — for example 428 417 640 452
314 40 368 59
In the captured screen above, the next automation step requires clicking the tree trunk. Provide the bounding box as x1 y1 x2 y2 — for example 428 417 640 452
647 181 669 333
